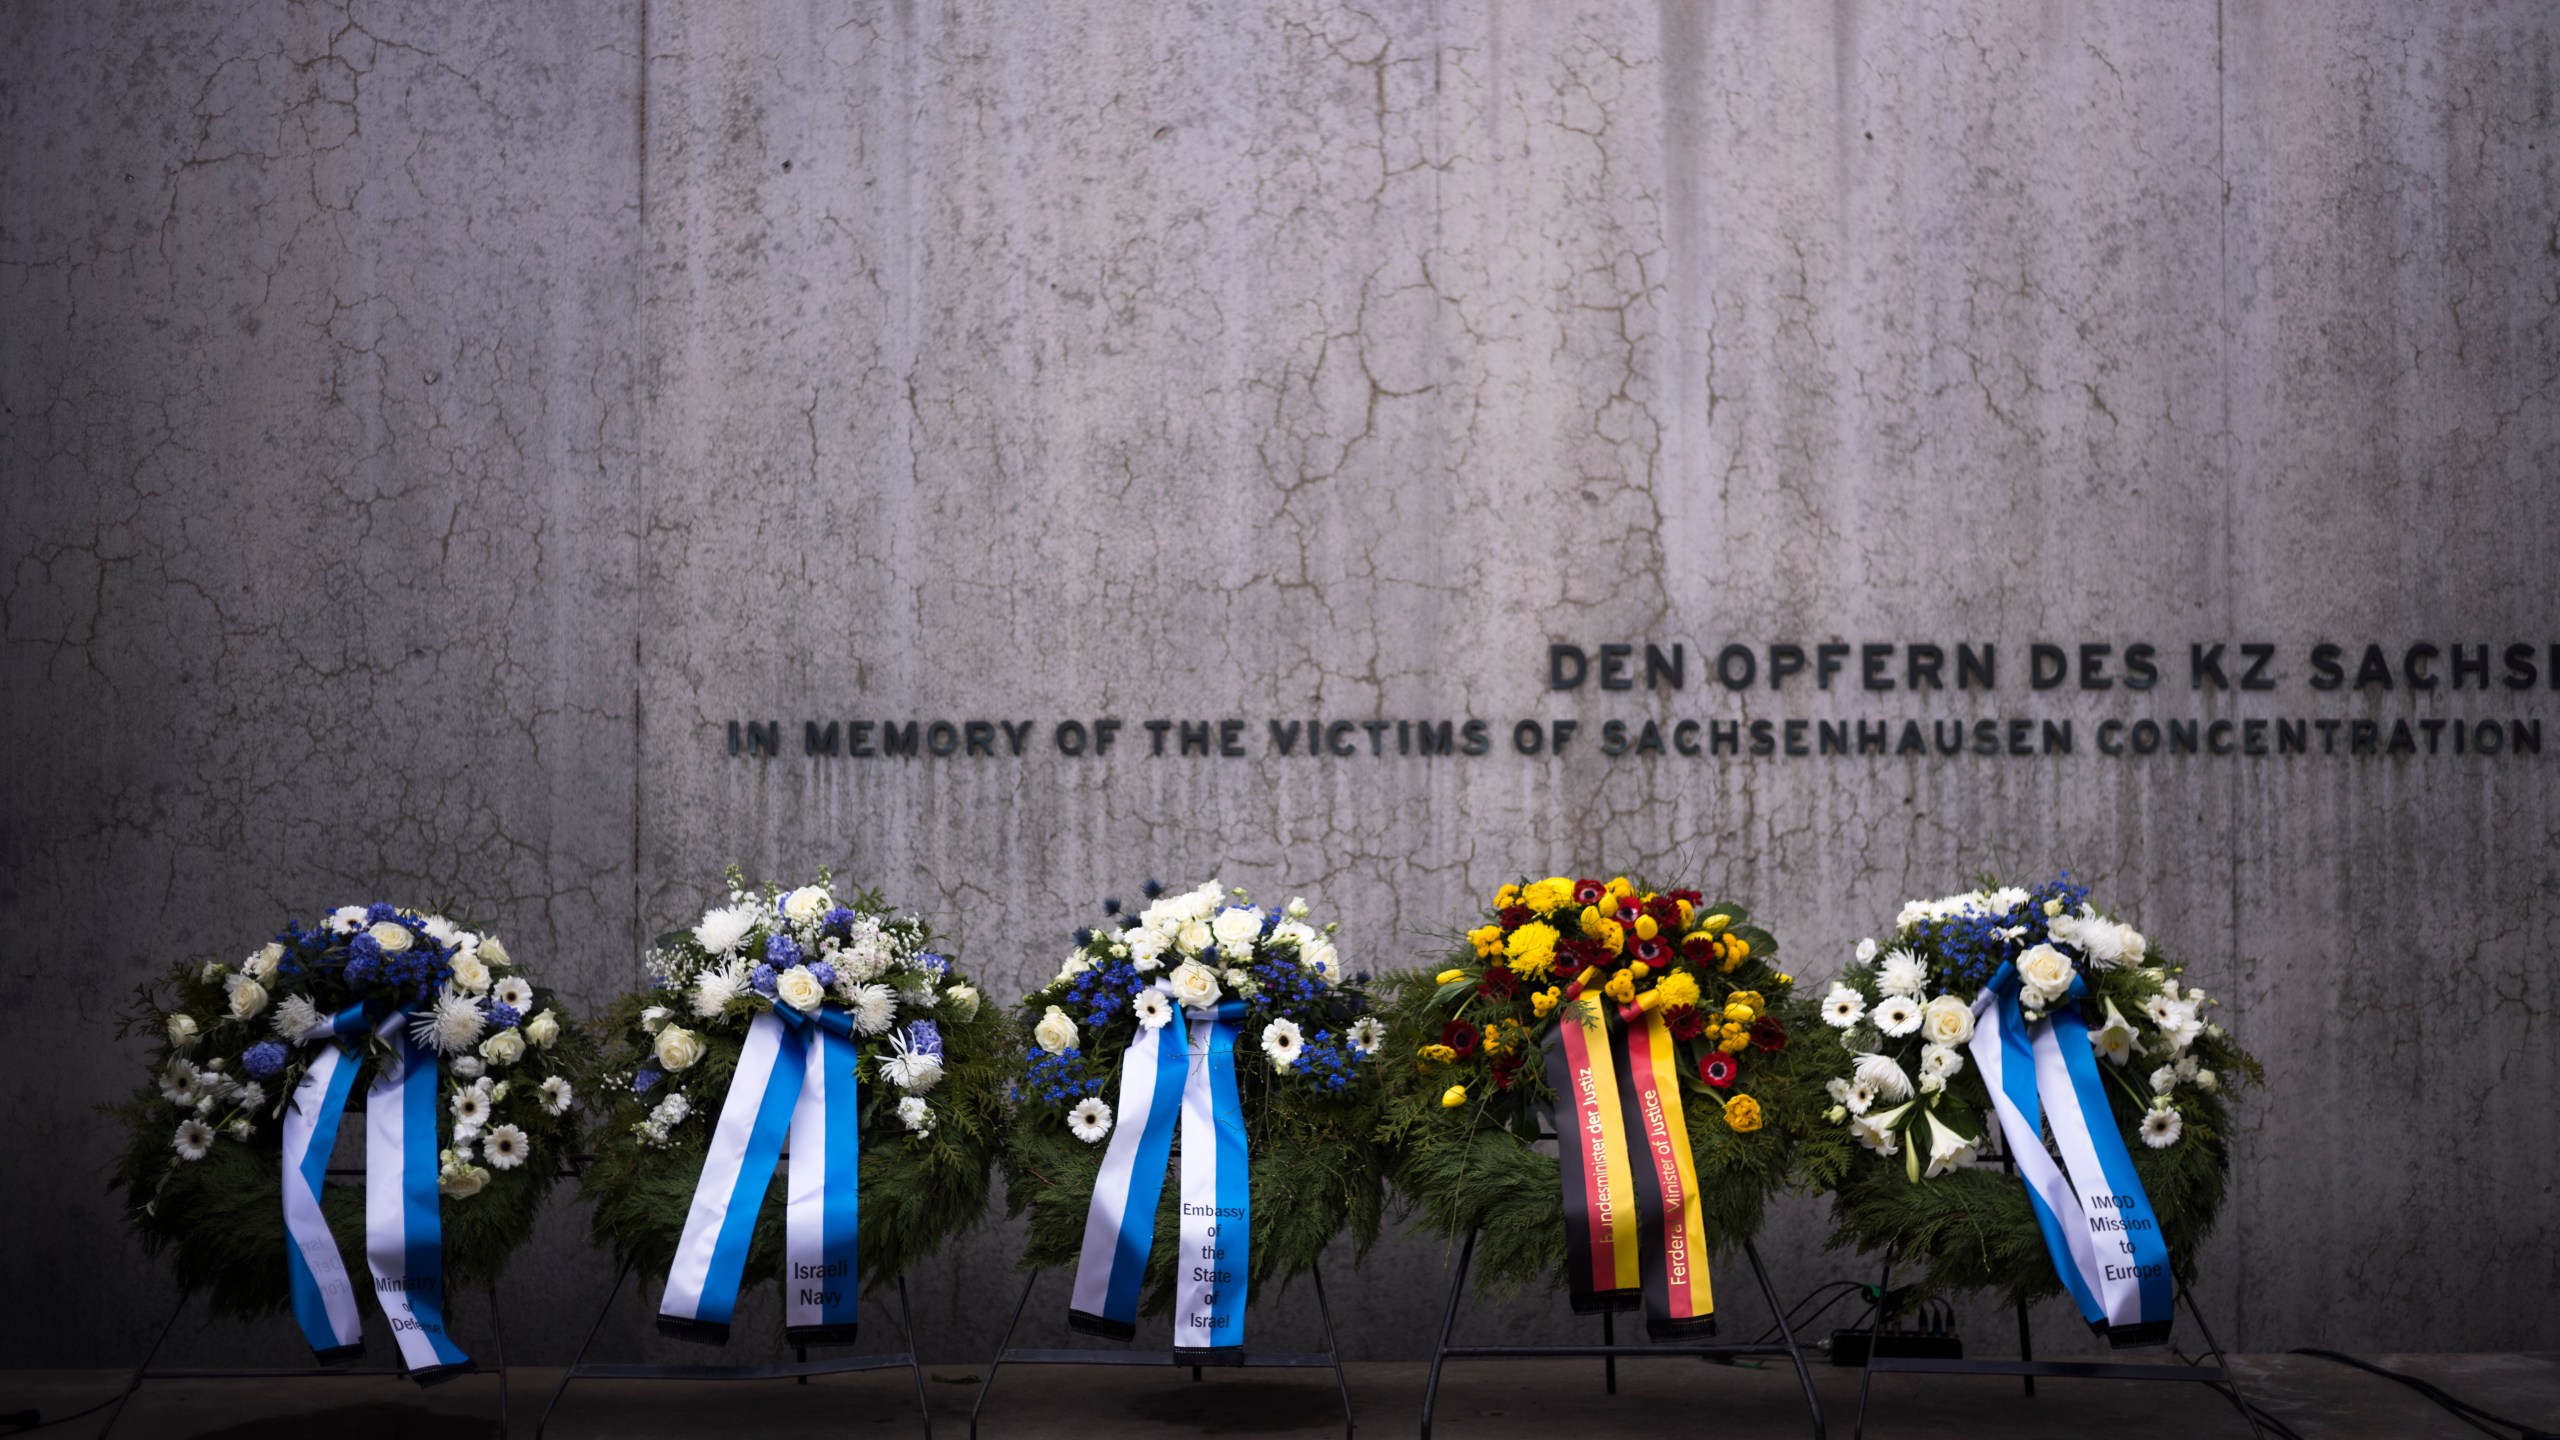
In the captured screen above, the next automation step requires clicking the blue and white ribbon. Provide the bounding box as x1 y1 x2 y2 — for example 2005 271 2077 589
1968 964 2176 1345
659 1003 864 1344
1069 993 1251 1351
280 1006 472 1379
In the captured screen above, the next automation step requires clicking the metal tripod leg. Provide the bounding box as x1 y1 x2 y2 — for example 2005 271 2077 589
896 1276 935 1439
1851 1248 1894 1440
1416 1229 1476 1440
534 1261 630 1440
2181 1287 2268 1440
1740 1238 1828 1440
964 1270 1043 1440
1309 1265 1355 1440
487 1282 510 1439
1600 1310 1617 1394
94 1290 189 1440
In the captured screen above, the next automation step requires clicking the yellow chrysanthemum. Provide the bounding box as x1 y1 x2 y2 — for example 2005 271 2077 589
1653 971 1702 1010
1467 924 1506 959
1505 922 1560 979
1723 1001 1754 1024
1602 971 1638 1004
1419 1043 1457 1063
1521 877 1576 915
1729 990 1764 1015
1494 883 1521 909
1720 1031 1751 1054
1722 1094 1763 1133
1531 986 1561 1018
1441 1085 1469 1109
1676 898 1695 927
1605 876 1634 901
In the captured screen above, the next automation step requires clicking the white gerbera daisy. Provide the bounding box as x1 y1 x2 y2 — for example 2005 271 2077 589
1131 989 1174 1031
450 1087 490 1128
1872 995 1924 1038
482 1124 529 1170
1821 985 1866 1029
1876 949 1928 997
1348 1016 1386 1057
1846 1080 1877 1114
172 1118 215 1161
1067 1096 1114 1143
2140 1106 2184 1149
492 976 535 1011
694 903 761 956
328 905 368 935
412 992 487 1055
159 1058 203 1108
540 1075 574 1116
881 1033 945 1093
1260 1018 1304 1072
847 983 897 1036
271 995 325 1044
897 1096 934 1134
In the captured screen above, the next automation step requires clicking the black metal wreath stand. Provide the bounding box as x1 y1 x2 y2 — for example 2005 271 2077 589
1416 1226 1827 1440
531 1261 933 1439
965 1265 1356 1440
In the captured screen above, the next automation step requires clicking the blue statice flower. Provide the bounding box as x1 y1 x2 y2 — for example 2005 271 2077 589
632 1065 664 1094
765 933 802 967
343 932 384 987
241 1041 289 1079
749 963 778 996
485 1000 523 1030
807 960 837 988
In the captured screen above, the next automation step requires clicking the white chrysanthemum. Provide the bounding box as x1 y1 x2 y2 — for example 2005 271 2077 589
492 977 535 1012
421 914 466 949
271 995 324 1044
451 1055 486 1080
160 1058 203 1108
1349 1016 1385 1057
1821 985 1866 1029
1132 989 1174 1031
173 1118 215 1161
451 1086 490 1127
1923 1111 1980 1178
1166 961 1221 1010
881 1032 945 1093
483 1124 530 1170
1853 1052 1914 1103
693 903 761 956
1067 1096 1113 1143
848 983 897 1036
1919 1043 1965 1081
1260 1018 1304 1072
540 1075 575 1116
412 992 488 1055
1211 906 1265 952
688 964 743 1019
2140 1106 2184 1149
1986 886 2030 915
897 1096 934 1134
1872 995 1923 1038
1876 950 1928 998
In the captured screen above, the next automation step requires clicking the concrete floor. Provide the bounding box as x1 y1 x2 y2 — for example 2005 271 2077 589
9 1352 2555 1440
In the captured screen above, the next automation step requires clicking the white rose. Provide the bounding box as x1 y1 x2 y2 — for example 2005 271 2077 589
1175 917 1213 955
368 921 414 954
1211 907 1264 953
2015 944 2076 1006
245 943 284 982
1055 953 1093 984
1285 896 1309 919
782 886 832 924
226 976 269 1021
654 1025 707 1072
1127 929 1171 973
1299 936 1339 983
524 1009 560 1048
449 953 491 996
479 1029 526 1068
1166 961 1222 1010
775 965 827 1012
166 1014 200 1051
1033 1005 1078 1055
640 1005 672 1034
942 985 981 1021
1920 996 1975 1047
478 936 512 968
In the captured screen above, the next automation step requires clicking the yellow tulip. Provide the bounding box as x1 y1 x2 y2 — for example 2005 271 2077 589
1441 1085 1469 1109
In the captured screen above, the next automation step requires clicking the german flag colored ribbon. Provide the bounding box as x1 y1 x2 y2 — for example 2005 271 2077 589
1544 994 1715 1337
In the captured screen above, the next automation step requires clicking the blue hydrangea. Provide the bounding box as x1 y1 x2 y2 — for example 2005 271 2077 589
913 951 951 979
750 963 778 996
903 1019 943 1059
765 933 802 967
807 960 837 988
632 1065 664 1094
822 905 859 930
241 1041 289 1078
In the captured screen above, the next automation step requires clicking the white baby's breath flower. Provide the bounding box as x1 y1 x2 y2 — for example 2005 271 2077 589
2140 1106 2184 1149
897 1096 934 1134
1260 1017 1304 1072
483 1124 529 1170
1067 1097 1113 1143
1871 995 1923 1038
694 904 761 956
1033 1005 1078 1055
173 1118 215 1161
1348 1016 1385 1057
414 993 488 1055
540 1075 574 1115
1820 985 1866 1029
1131 989 1174 1031
1876 949 1928 998
651 1091 691 1127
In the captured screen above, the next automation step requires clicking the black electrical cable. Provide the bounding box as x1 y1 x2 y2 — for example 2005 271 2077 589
2292 1348 2554 1440
0 1392 120 1435
1748 1279 1870 1345
2171 1345 2307 1440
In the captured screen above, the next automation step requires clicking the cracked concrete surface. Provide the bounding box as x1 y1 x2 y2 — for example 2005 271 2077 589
4 0 2556 1371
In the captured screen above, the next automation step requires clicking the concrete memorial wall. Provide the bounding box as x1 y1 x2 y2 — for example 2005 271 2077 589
5 0 2555 1366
